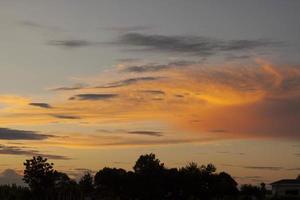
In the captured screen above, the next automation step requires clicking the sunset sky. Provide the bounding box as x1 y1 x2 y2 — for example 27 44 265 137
0 0 300 185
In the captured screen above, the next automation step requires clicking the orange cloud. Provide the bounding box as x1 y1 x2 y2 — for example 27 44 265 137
0 60 299 147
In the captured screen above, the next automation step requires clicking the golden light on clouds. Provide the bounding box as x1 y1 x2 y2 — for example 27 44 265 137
0 60 299 149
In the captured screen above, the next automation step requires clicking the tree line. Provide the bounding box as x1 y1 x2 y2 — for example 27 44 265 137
0 153 269 200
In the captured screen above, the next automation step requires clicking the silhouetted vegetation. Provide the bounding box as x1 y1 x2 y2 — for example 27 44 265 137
239 183 267 200
0 153 277 200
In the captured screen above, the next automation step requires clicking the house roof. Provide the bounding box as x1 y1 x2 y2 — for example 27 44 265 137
271 179 300 185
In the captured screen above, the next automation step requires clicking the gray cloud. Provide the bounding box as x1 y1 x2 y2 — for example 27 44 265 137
51 84 88 91
0 145 70 160
29 103 52 109
102 139 182 146
116 58 141 63
122 60 198 73
51 114 81 119
52 77 160 92
96 129 163 137
69 93 118 101
19 20 63 32
48 40 93 48
95 77 161 88
101 137 215 146
113 33 279 56
19 20 43 28
139 90 165 95
226 55 252 60
0 128 53 140
243 166 283 171
127 131 163 137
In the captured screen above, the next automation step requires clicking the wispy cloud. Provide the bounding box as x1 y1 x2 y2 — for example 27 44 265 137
51 84 88 91
29 103 52 109
19 20 44 28
122 60 199 73
226 55 252 61
96 128 163 137
139 90 165 95
99 137 219 147
116 58 142 63
243 166 283 171
51 77 161 92
51 114 81 119
0 145 70 160
1 62 300 142
69 93 118 101
95 77 161 88
127 131 163 137
48 40 95 48
18 20 63 32
0 128 53 140
112 33 280 56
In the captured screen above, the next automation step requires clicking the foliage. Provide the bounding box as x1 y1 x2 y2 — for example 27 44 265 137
23 156 57 199
79 172 94 195
0 153 275 200
133 153 164 174
240 183 267 200
0 184 31 200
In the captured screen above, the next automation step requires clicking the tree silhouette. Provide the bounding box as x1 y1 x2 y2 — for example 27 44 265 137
94 167 127 199
0 184 31 200
79 172 94 198
53 172 79 200
133 153 164 174
260 182 267 199
23 156 57 199
205 163 217 175
133 154 167 199
180 162 201 174
179 162 218 199
0 153 245 200
54 172 72 188
240 184 266 200
214 172 238 199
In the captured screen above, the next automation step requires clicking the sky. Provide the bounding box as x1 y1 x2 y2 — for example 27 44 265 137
0 0 300 185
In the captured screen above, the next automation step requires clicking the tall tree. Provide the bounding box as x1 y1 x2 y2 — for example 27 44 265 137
133 153 164 174
94 167 127 199
79 172 94 197
23 156 57 199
